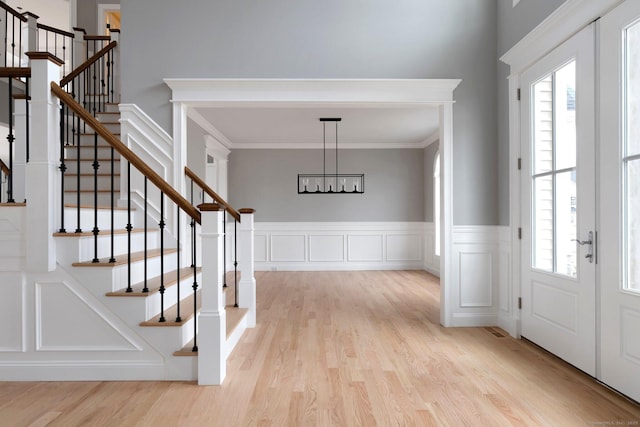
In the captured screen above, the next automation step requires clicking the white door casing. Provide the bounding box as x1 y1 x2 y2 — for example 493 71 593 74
520 24 597 376
599 0 640 402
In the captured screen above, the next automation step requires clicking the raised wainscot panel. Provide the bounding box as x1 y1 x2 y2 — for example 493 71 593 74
621 307 640 365
254 234 268 262
35 282 140 351
0 273 24 351
309 235 344 262
348 235 383 262
531 281 578 333
459 251 493 308
270 235 306 262
387 234 422 262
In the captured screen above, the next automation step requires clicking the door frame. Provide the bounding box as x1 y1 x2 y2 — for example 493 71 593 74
501 0 623 337
164 78 460 326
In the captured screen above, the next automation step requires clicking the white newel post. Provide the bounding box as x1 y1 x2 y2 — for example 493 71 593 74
22 13 38 66
25 52 62 272
197 203 226 385
72 27 86 69
238 208 256 327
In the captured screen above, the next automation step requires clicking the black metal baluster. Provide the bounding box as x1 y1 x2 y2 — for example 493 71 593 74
91 128 100 262
59 102 66 233
109 146 115 263
25 79 29 165
234 219 238 307
92 53 97 116
143 177 148 292
10 14 15 67
125 161 132 292
192 217 198 352
110 48 114 103
223 212 227 288
75 110 82 232
7 77 14 203
159 192 166 322
175 207 181 322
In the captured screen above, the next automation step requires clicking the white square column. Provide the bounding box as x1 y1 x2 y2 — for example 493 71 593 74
197 203 226 385
238 208 256 328
25 52 62 272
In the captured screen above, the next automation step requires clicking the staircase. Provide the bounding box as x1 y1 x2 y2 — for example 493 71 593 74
52 104 250 380
0 7 256 384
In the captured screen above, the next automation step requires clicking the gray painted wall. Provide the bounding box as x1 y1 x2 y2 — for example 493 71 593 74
228 149 424 222
121 0 499 225
496 0 565 224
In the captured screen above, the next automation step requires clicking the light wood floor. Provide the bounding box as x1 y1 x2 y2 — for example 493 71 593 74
2 271 639 426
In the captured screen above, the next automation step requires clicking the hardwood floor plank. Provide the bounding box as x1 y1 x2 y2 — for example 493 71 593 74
1 271 639 426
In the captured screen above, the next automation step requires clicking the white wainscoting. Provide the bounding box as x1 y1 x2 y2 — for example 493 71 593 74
253 222 431 271
449 225 511 328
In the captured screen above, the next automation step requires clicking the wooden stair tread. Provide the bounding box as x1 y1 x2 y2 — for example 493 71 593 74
54 228 149 237
106 267 201 296
72 247 177 267
173 306 249 356
0 202 27 207
140 290 201 326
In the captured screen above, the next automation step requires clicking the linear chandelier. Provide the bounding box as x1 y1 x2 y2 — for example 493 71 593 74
298 118 365 194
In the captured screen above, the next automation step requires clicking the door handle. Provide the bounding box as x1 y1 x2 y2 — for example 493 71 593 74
572 231 594 263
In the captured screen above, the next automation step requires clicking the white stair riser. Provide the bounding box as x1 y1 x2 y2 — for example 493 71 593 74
64 145 121 160
101 272 201 323
64 159 121 175
144 273 201 321
76 133 120 146
55 231 160 265
140 316 197 352
64 175 121 191
64 191 121 206
69 251 179 293
62 207 131 232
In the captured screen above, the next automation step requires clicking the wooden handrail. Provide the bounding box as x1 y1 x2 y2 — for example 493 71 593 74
51 82 202 224
60 41 117 87
185 166 240 222
0 68 31 78
84 35 111 41
0 159 10 176
37 23 75 39
0 3 27 22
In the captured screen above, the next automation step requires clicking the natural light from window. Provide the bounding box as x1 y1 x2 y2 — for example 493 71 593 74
532 60 577 278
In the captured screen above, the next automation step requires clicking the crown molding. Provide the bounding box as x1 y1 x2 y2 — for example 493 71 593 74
500 0 622 74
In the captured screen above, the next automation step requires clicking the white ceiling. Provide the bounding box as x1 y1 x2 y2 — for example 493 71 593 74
191 105 441 150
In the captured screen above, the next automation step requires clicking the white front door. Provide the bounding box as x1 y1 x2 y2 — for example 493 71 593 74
520 24 597 376
599 0 640 402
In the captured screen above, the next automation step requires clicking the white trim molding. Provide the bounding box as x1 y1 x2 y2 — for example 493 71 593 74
252 222 429 271
501 0 622 73
500 0 624 338
164 78 461 327
448 226 508 328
